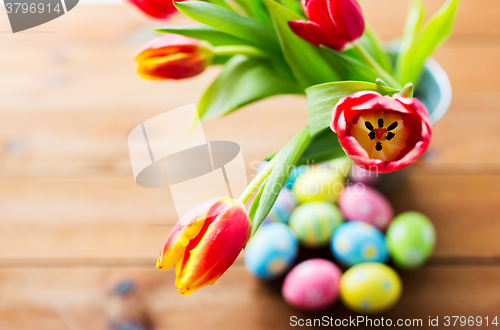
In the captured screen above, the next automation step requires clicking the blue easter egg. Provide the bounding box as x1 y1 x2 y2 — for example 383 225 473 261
256 161 306 191
245 223 299 280
264 189 297 224
331 222 389 267
284 166 307 190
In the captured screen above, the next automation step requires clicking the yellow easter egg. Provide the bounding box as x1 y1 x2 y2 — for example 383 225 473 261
340 262 402 314
292 166 344 203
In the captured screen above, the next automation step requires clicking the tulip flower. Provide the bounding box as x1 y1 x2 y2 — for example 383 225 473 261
157 198 251 296
127 0 180 19
135 35 213 80
330 91 432 173
289 0 365 51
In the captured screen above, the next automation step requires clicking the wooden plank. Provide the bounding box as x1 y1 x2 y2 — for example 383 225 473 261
0 173 499 259
1 265 500 329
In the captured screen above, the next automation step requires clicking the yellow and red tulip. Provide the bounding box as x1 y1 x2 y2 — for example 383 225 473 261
289 0 365 51
330 91 432 173
135 35 213 80
157 198 251 296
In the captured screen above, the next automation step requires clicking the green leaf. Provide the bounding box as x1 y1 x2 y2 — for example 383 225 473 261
156 25 253 47
296 129 344 166
358 24 393 74
263 0 341 89
249 126 311 238
321 46 384 83
174 1 281 54
398 0 460 85
394 0 425 83
234 0 273 27
197 55 301 123
279 0 303 16
202 0 235 12
306 81 399 137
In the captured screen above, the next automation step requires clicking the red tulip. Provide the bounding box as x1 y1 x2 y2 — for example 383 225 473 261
135 35 213 80
157 198 251 296
330 91 432 173
289 0 365 51
127 0 180 19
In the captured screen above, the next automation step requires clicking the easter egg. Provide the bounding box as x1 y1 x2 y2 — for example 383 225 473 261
282 259 342 311
386 212 436 269
284 166 307 190
340 262 402 314
245 223 299 280
264 189 297 224
331 222 389 266
350 164 379 185
293 166 344 203
338 185 394 230
289 202 343 248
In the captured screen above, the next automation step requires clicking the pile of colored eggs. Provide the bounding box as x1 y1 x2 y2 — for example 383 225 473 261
245 160 436 313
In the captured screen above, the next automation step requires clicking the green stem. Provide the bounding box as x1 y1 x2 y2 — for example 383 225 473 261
352 43 403 89
213 45 269 59
238 157 276 204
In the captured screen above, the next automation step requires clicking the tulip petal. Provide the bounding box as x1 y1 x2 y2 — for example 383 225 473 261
127 0 177 19
353 95 411 114
156 198 220 271
385 140 428 172
327 0 365 42
395 95 433 130
289 20 347 51
137 53 207 80
175 199 250 296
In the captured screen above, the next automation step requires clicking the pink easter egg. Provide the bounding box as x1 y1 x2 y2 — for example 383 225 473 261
350 164 379 185
338 185 394 230
282 259 342 312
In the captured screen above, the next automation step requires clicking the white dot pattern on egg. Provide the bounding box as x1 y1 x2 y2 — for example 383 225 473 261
244 223 299 280
422 226 436 245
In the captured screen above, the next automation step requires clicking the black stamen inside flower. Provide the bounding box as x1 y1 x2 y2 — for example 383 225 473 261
376 142 383 151
386 132 395 141
388 121 398 131
378 118 384 127
365 121 374 130
368 131 376 140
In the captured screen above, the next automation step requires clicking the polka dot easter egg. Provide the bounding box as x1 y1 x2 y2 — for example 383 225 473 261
338 185 394 230
331 222 389 267
340 263 402 314
245 223 299 280
282 259 342 312
386 212 436 269
264 189 297 224
289 202 343 248
293 166 344 203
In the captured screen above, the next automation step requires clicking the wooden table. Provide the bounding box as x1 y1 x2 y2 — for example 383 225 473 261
0 1 499 329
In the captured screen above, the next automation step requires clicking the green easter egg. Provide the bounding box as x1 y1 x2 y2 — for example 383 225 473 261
289 202 343 248
340 262 402 314
292 166 344 204
386 212 436 269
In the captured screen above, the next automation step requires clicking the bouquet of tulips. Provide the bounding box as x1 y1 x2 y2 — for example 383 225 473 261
131 0 459 296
